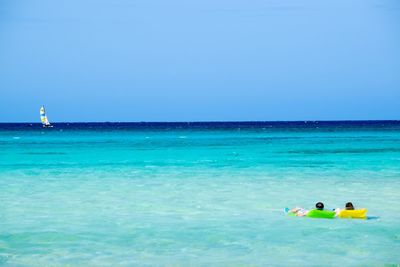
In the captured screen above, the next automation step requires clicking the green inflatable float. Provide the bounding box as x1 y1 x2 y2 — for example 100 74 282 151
306 209 335 219
284 208 336 219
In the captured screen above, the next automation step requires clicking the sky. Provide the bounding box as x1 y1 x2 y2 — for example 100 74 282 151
0 0 399 122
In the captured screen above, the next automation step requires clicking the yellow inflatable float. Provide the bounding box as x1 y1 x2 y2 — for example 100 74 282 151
338 208 367 219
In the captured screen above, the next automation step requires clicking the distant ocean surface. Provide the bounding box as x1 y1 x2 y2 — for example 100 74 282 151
1 121 399 266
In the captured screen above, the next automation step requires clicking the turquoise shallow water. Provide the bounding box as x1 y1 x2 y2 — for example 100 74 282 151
0 122 400 266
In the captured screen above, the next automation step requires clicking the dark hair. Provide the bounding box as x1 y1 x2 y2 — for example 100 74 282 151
316 202 324 210
345 202 354 210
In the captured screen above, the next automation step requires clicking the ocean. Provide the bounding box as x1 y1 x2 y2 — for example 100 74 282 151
0 121 399 266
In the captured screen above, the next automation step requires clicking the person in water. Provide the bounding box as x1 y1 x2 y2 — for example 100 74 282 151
315 202 324 210
335 202 355 215
345 202 354 210
289 202 325 216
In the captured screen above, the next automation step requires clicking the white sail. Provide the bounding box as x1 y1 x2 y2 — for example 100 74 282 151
40 106 52 127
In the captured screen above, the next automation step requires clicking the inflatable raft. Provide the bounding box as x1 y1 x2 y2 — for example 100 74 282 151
284 208 368 219
338 209 367 219
306 209 335 219
284 208 335 218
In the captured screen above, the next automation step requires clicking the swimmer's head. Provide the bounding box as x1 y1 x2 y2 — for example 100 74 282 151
345 202 354 210
316 202 324 210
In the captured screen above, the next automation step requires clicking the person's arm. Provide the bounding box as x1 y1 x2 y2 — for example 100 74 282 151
297 209 309 216
334 208 341 216
289 207 301 213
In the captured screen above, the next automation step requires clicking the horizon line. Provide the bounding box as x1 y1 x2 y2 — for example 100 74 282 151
0 119 399 124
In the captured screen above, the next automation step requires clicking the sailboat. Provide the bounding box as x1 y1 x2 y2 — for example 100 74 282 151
40 106 53 128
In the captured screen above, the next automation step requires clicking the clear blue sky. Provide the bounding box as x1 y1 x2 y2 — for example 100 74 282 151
0 0 399 122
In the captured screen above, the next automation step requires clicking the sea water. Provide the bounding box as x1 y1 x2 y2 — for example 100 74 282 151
0 122 399 266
